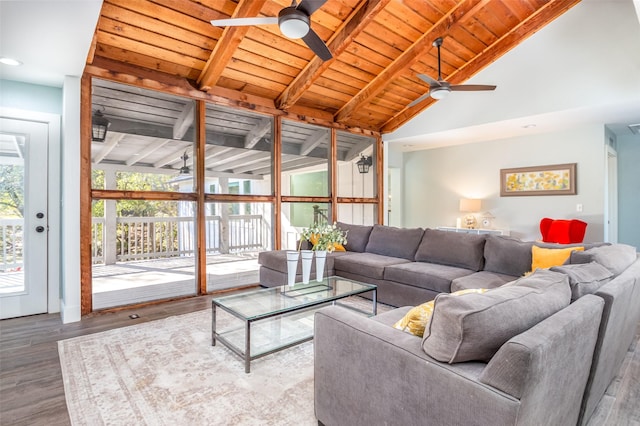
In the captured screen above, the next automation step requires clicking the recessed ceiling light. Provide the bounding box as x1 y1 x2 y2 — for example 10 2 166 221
0 57 23 66
522 124 537 129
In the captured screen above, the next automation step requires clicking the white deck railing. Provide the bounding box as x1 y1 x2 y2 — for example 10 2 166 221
92 215 269 264
0 219 23 272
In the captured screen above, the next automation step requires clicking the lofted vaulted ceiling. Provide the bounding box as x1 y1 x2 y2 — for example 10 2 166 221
85 0 581 134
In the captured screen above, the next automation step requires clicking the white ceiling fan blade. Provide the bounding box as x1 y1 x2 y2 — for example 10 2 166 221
211 17 278 27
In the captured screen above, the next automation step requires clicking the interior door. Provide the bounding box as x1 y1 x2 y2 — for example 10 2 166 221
0 117 49 319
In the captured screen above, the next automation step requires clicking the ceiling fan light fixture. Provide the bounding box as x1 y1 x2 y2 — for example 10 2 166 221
430 86 450 100
279 8 310 39
179 151 190 175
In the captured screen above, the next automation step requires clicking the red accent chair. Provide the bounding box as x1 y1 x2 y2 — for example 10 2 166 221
539 218 587 244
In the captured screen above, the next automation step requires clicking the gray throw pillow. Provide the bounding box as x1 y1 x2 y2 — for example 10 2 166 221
551 261 613 301
422 269 571 363
483 236 534 277
365 224 424 260
415 229 486 271
336 222 373 253
570 243 637 276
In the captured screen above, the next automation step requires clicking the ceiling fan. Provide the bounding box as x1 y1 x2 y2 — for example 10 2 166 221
210 0 332 61
408 37 496 107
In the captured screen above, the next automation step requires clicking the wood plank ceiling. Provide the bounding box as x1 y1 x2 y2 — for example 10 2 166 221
86 0 580 135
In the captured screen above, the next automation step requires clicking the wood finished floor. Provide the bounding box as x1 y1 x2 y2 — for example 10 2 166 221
1 295 638 426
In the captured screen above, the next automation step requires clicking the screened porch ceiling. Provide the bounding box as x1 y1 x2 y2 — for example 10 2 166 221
91 79 375 180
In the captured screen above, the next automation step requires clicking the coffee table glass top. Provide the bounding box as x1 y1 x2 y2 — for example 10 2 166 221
212 276 376 321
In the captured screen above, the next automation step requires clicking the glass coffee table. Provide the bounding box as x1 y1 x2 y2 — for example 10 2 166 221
211 276 377 373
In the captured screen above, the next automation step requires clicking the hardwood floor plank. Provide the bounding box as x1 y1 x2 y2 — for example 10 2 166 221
0 295 638 425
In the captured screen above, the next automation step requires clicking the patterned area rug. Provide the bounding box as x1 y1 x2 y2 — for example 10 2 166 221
58 297 384 425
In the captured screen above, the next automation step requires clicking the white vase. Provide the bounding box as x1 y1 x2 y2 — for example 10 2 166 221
315 250 327 282
286 251 299 287
301 250 314 284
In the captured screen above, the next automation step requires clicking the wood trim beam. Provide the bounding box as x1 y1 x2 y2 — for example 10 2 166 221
334 0 490 124
330 128 337 223
91 189 197 201
80 75 93 316
376 135 383 224
381 0 581 133
204 194 276 203
195 100 207 295
197 0 268 92
276 0 390 110
273 116 282 249
84 57 380 136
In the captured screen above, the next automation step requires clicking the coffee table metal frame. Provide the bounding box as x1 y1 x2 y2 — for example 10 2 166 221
211 276 377 373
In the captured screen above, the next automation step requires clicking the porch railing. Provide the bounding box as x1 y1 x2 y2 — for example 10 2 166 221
0 219 23 272
92 214 270 264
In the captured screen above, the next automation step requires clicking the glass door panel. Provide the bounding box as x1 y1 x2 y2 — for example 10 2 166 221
0 118 48 319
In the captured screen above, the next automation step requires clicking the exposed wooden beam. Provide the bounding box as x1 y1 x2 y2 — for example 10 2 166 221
380 0 581 133
125 139 171 166
244 118 272 148
173 102 195 140
275 0 390 110
334 0 490 124
93 133 125 164
154 145 192 168
197 0 268 92
300 129 329 156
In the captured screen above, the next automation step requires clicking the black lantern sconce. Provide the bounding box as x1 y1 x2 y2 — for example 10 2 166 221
91 110 110 142
356 154 373 174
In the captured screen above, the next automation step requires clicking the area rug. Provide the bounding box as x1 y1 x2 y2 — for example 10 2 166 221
58 297 384 425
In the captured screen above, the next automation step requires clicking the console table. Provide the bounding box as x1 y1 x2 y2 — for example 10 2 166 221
437 227 509 236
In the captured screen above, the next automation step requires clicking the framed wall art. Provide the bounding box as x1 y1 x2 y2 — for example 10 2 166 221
500 163 576 196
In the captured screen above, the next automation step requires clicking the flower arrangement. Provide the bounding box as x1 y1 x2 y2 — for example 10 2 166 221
299 222 348 253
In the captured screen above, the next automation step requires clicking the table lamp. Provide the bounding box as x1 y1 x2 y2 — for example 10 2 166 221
459 198 481 229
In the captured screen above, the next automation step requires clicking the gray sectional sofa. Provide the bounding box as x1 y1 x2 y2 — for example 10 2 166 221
258 223 640 426
259 223 605 306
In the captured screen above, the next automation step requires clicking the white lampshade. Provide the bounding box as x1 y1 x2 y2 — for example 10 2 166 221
459 198 481 212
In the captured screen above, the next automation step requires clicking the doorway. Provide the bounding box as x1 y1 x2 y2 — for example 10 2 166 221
0 111 59 319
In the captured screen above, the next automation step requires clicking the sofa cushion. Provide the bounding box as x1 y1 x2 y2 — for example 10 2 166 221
384 262 474 293
336 222 373 253
531 245 584 271
415 229 486 271
422 269 571 363
333 252 410 280
483 235 534 277
365 225 424 260
551 261 614 301
570 243 638 276
393 289 488 337
450 271 515 292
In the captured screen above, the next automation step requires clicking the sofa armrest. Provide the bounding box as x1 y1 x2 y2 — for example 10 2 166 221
480 294 604 426
314 306 520 426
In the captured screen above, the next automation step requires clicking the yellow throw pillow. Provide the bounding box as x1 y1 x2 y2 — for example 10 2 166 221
531 245 584 272
393 288 488 337
332 242 346 252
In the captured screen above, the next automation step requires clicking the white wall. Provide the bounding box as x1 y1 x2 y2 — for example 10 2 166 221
617 132 640 248
399 124 606 241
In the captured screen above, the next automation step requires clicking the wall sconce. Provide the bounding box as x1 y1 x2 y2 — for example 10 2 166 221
459 198 482 229
179 151 190 175
91 110 110 142
356 155 373 174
